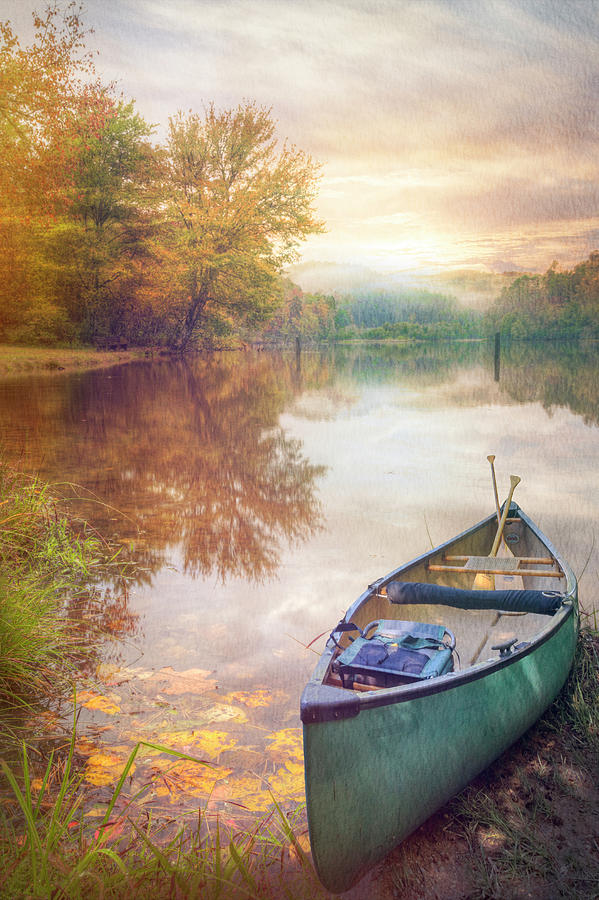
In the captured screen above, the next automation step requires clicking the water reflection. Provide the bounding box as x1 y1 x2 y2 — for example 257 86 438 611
332 340 488 386
0 354 327 585
328 340 599 426
498 340 599 425
1 341 598 830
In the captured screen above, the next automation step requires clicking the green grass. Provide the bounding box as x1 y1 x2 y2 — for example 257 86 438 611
0 345 143 378
0 462 123 725
0 707 323 900
453 625 599 900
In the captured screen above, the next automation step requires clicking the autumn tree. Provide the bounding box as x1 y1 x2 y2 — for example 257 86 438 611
0 4 100 341
159 103 323 350
0 8 324 348
59 97 158 341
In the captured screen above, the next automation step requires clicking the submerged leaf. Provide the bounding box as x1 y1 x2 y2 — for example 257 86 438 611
151 728 238 759
223 688 288 708
77 690 121 716
265 728 304 763
218 774 273 813
147 666 217 695
150 760 233 800
84 750 135 787
268 760 305 801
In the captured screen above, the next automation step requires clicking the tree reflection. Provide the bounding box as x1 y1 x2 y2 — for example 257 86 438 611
331 341 599 427
0 353 326 586
497 341 599 426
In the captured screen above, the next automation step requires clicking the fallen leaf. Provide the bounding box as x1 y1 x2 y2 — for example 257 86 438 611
147 667 217 695
75 737 100 756
223 688 288 708
83 806 108 818
95 819 125 842
84 751 134 787
95 662 127 685
150 727 237 759
192 704 248 725
265 728 304 764
218 774 272 813
268 760 305 801
150 761 232 800
77 691 121 716
192 730 238 759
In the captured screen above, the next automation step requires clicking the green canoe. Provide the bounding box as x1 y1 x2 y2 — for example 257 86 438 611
301 504 578 893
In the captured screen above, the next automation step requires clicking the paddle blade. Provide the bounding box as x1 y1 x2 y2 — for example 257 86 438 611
473 572 495 591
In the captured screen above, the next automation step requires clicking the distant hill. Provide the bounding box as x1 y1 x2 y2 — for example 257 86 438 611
287 261 535 310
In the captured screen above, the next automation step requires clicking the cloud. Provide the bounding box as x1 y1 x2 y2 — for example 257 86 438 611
3 0 599 269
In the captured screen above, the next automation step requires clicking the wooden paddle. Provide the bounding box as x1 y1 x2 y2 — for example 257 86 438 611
473 474 521 590
487 458 524 590
487 455 501 527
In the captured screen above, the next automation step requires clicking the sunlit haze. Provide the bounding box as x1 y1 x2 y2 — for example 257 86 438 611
3 0 599 275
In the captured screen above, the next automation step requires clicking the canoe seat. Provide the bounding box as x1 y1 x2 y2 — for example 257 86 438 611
331 619 455 689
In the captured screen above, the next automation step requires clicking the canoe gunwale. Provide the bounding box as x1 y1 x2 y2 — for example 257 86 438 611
300 505 578 725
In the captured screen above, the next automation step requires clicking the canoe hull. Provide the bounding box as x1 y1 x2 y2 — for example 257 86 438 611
302 507 578 893
304 607 576 892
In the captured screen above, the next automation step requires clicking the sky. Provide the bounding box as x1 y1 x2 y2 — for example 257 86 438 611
4 0 599 275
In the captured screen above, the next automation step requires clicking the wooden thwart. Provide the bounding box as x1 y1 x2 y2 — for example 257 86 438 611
428 553 564 579
445 554 555 567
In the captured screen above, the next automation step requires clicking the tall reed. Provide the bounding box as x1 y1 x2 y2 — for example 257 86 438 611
0 461 117 716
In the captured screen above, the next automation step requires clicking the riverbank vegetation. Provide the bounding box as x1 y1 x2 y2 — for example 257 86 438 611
1 615 597 896
0 463 126 731
0 344 146 378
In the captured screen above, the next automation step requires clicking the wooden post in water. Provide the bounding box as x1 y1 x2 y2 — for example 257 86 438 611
494 332 501 382
295 335 301 380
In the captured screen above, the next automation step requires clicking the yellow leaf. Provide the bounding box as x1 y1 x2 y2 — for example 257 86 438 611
149 667 217 695
194 730 238 758
95 662 129 685
77 690 121 715
223 688 288 708
151 761 232 800
219 774 272 813
268 761 305 801
75 737 99 756
85 770 117 787
192 703 247 725
265 728 304 763
150 727 238 759
84 751 134 787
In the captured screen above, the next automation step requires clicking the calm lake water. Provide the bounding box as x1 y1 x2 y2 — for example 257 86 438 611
1 340 598 830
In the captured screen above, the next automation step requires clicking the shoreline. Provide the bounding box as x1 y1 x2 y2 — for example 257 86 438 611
0 345 147 379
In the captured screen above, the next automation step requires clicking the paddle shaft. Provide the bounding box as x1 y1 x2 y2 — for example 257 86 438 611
487 455 501 525
490 475 521 557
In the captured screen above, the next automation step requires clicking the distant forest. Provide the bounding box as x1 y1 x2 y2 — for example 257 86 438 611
270 253 599 342
487 254 599 340
269 253 599 345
